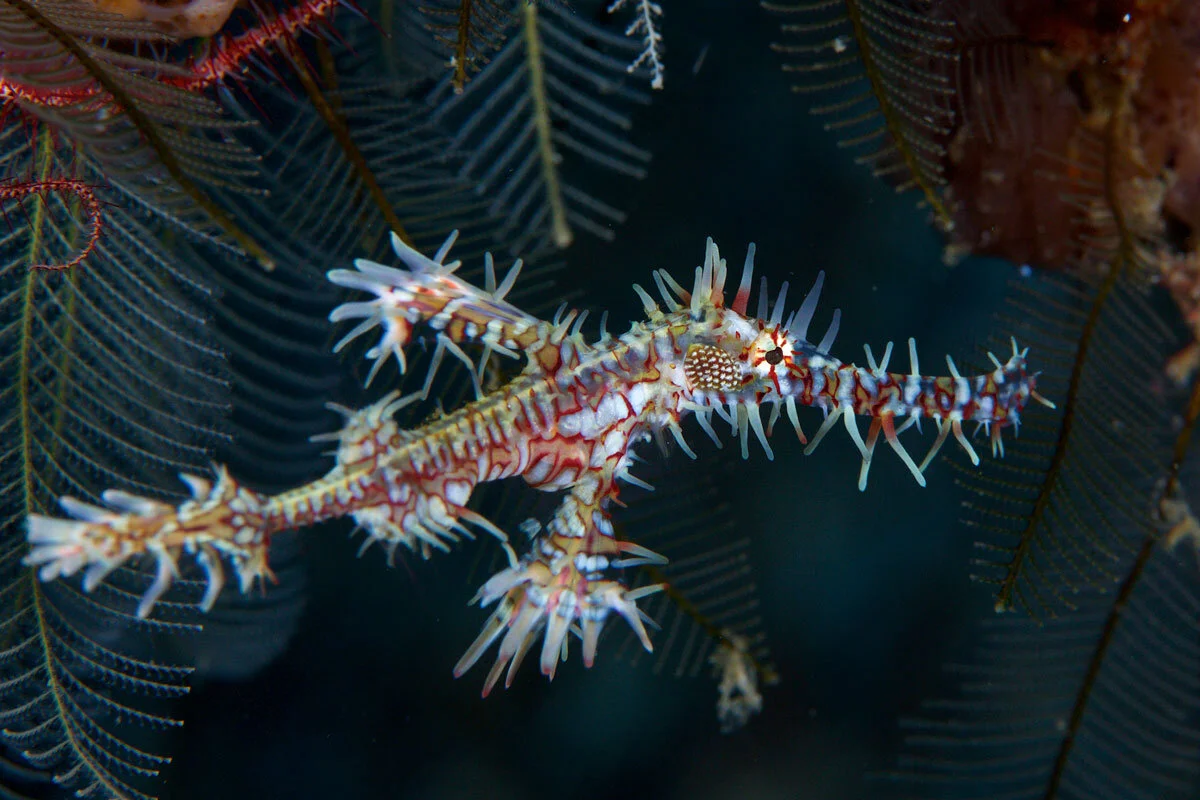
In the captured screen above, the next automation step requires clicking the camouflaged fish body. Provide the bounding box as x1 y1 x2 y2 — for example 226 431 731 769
25 233 1050 699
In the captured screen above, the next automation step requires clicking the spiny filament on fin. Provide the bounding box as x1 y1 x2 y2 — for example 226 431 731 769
22 232 1050 729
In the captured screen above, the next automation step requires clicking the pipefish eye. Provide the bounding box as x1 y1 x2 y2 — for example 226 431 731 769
764 347 784 366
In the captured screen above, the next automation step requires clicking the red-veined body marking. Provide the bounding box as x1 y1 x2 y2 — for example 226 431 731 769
23 233 1052 710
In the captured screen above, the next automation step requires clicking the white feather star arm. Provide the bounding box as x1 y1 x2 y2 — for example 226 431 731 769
609 0 666 90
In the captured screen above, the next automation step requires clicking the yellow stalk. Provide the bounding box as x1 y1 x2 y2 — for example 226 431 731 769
523 1 573 248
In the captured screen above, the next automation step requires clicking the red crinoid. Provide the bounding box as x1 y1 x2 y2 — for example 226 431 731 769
0 178 103 271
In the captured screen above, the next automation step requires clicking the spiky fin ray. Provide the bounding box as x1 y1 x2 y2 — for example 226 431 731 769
328 231 552 386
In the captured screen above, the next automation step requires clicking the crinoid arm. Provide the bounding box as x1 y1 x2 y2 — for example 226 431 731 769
710 632 766 733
